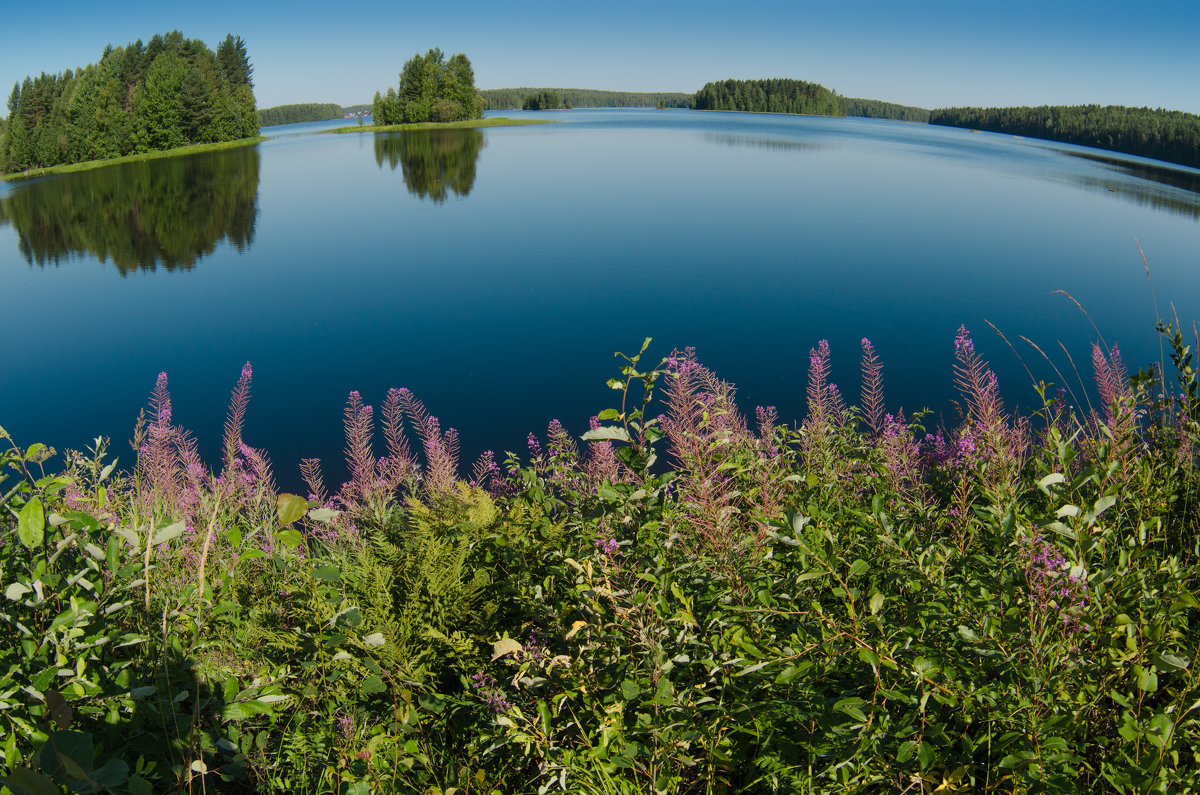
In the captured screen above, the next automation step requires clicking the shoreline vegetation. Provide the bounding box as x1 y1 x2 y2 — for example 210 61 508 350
0 135 264 181
0 31 258 177
1 321 1198 792
326 117 554 134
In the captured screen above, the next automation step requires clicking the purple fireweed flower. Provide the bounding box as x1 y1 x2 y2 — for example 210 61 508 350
471 672 513 713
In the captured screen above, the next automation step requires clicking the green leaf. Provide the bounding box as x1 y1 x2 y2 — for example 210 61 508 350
39 730 93 782
1154 653 1189 673
916 740 934 768
0 767 63 795
362 632 386 647
597 408 621 421
152 521 185 545
276 494 308 526
620 680 640 700
896 741 917 763
362 676 386 695
582 426 631 443
223 700 277 720
1136 665 1158 692
308 507 339 523
6 582 31 601
88 758 129 789
313 565 341 581
1038 473 1066 489
18 497 45 549
869 592 885 614
491 637 522 660
276 528 303 548
848 559 870 578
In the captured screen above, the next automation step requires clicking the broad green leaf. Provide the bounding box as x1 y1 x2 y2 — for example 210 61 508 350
151 521 185 545
276 528 303 548
491 637 522 660
1038 473 1066 489
869 592 884 614
896 741 917 763
88 758 129 789
18 498 45 549
0 767 62 795
313 565 341 581
308 507 339 523
582 426 631 443
597 408 621 421
276 494 308 526
1154 653 1189 672
6 583 31 601
620 680 640 700
1136 665 1158 692
362 632 386 647
848 559 870 578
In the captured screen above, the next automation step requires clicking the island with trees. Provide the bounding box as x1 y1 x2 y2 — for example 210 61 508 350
846 97 930 122
929 104 1200 170
1 31 258 176
691 78 846 116
521 90 568 110
370 49 483 125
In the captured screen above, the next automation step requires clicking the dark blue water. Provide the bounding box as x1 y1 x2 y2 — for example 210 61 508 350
2 109 1198 489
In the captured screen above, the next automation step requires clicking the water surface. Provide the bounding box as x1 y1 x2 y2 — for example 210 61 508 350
2 109 1198 488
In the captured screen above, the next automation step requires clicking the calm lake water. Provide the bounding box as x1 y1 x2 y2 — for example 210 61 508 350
2 109 1198 489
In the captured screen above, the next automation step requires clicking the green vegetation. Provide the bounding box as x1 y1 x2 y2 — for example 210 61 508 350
522 90 568 110
0 144 259 272
0 31 257 175
930 104 1200 170
258 103 344 126
2 314 1199 793
0 136 261 182
481 87 692 110
370 49 483 125
692 78 846 116
324 117 553 134
846 97 931 122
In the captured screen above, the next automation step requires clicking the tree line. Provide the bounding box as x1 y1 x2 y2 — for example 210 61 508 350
1 31 257 174
521 90 568 111
258 103 344 126
845 97 930 122
370 49 483 125
481 88 692 110
929 104 1200 170
692 78 846 116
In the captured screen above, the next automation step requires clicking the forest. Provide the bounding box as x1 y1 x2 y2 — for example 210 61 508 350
370 49 483 125
692 78 846 116
481 87 692 109
845 97 930 122
521 90 567 110
929 104 1200 170
258 102 344 126
0 31 257 174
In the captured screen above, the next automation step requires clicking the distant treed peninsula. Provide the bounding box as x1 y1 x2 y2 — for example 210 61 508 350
0 31 257 175
480 88 692 110
930 104 1200 170
845 97 930 122
258 103 344 126
692 78 846 117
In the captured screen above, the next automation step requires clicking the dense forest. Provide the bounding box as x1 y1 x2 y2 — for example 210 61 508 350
0 31 257 174
929 104 1200 170
257 102 343 126
0 145 259 273
845 97 930 122
371 49 483 125
521 90 567 110
692 78 846 116
481 87 692 109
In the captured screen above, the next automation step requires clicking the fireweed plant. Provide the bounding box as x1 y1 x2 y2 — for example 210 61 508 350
1 319 1198 795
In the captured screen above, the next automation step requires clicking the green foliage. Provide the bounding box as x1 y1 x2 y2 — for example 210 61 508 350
692 78 846 117
257 103 344 126
372 49 483 126
1 31 258 175
845 97 931 122
3 319 1200 792
522 90 564 111
481 88 693 110
929 104 1200 170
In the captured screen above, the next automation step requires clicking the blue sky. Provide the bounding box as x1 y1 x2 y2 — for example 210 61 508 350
4 0 1199 113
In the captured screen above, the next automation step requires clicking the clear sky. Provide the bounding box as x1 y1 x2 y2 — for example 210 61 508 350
4 0 1199 113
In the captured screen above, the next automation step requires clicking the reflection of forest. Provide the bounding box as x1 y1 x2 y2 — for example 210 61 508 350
1057 150 1200 221
0 146 259 274
374 129 485 203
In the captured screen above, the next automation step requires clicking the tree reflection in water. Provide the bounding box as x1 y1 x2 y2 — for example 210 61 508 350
373 129 485 203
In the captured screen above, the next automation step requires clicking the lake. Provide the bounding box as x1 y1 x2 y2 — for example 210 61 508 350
2 108 1198 490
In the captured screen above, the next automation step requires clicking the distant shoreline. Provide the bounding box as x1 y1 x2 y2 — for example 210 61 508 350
1 137 266 182
324 117 557 134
